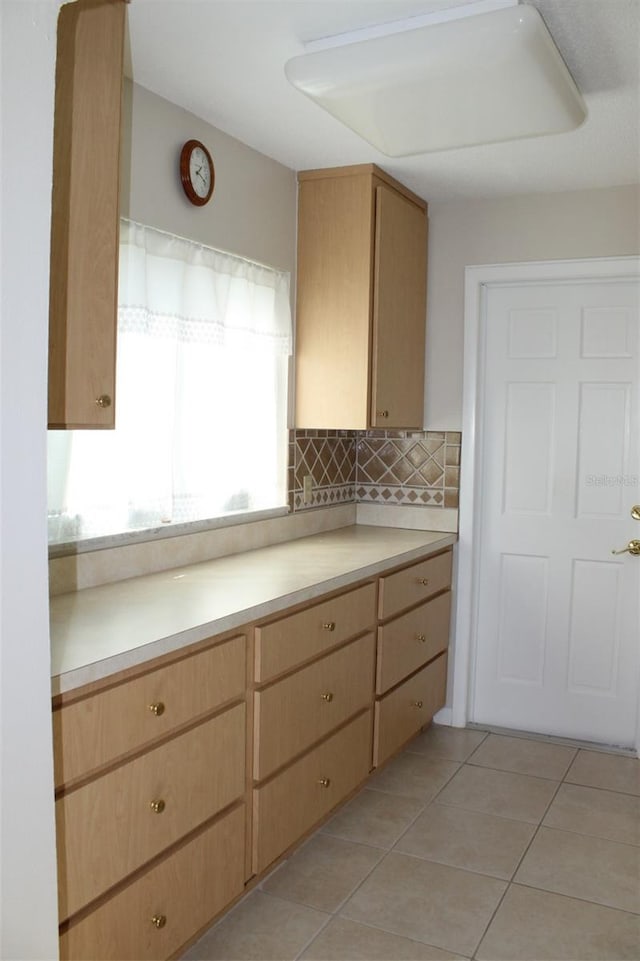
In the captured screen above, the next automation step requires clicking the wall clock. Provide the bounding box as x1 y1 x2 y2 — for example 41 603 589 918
179 139 215 206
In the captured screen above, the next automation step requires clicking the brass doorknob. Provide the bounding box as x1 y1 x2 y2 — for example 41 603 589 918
631 505 640 521
148 702 165 716
151 914 166 929
611 539 640 556
318 777 331 788
95 394 112 409
150 799 166 814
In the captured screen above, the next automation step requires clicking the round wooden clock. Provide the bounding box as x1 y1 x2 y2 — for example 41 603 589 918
179 139 215 206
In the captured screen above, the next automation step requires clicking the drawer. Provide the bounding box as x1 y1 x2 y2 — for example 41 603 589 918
57 703 245 921
253 709 372 874
378 551 452 620
53 634 246 787
376 592 451 695
254 633 375 780
255 582 376 682
60 804 245 961
374 654 447 767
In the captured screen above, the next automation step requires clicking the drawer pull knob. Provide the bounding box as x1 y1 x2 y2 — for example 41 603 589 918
322 621 336 631
412 700 424 709
416 633 426 642
95 394 112 409
318 777 331 788
150 799 166 814
376 410 389 418
148 702 165 716
151 914 167 929
321 692 334 702
417 578 430 586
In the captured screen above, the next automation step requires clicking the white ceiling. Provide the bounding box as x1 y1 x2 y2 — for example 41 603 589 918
127 0 640 202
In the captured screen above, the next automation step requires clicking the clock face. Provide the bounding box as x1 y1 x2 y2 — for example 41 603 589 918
180 140 215 205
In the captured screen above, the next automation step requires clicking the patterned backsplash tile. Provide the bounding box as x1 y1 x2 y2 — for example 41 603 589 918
288 429 461 512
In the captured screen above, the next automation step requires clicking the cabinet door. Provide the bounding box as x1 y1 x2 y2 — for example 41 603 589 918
371 184 428 429
48 0 125 428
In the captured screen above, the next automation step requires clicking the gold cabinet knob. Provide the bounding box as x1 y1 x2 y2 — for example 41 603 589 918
151 914 167 929
150 799 166 814
95 394 112 409
416 633 426 642
148 702 165 716
318 777 331 788
320 692 334 702
322 621 336 631
376 410 389 418
611 539 640 556
417 577 429 586
412 700 424 709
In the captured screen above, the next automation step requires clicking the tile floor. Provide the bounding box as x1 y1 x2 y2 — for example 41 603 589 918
183 726 640 961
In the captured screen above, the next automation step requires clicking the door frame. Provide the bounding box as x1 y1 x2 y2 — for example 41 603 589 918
452 255 640 753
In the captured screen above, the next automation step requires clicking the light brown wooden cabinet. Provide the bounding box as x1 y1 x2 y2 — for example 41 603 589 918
295 164 428 430
48 0 126 429
53 547 452 959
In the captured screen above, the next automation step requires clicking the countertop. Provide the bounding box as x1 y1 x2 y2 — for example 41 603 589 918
50 525 456 695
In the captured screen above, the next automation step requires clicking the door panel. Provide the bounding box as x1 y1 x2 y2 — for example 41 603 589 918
473 280 639 746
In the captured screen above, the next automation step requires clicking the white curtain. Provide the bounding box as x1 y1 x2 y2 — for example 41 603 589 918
48 220 292 543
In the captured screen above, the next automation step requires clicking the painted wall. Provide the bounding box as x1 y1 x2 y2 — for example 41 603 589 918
425 184 640 429
0 2 60 958
120 79 297 276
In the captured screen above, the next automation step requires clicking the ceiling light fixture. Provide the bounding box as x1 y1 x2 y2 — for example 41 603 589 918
284 1 587 157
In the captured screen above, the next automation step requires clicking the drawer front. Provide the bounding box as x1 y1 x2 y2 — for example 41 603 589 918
57 703 245 921
253 709 372 874
254 633 375 780
377 592 451 694
374 654 447 767
255 582 376 682
60 804 245 961
378 551 452 621
54 634 246 787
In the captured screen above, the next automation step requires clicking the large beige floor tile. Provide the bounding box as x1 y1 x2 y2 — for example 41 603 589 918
367 753 460 802
566 749 640 796
261 834 383 913
476 883 640 960
321 788 424 848
435 763 558 823
301 917 468 960
181 891 328 960
468 733 576 780
515 826 640 914
405 725 488 762
543 783 640 845
340 851 506 958
395 804 536 879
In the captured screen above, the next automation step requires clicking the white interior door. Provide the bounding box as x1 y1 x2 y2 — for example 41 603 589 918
472 279 640 747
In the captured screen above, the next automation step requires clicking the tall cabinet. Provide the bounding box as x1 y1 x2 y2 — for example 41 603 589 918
48 0 126 429
295 164 428 430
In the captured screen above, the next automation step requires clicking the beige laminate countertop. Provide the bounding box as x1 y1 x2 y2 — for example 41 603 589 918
50 525 456 696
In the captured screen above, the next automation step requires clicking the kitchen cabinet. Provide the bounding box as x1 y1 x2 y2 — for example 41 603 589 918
374 550 452 766
295 164 428 430
52 540 453 959
55 633 247 961
48 0 126 429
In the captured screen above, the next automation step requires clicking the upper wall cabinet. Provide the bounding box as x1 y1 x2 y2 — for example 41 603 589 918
295 164 428 430
48 0 126 429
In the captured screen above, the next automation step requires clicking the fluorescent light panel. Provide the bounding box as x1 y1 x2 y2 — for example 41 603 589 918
285 4 587 157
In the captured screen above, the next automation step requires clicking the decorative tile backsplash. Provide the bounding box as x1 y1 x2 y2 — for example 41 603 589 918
288 429 461 512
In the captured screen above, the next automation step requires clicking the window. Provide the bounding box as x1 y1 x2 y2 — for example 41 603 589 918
48 220 292 546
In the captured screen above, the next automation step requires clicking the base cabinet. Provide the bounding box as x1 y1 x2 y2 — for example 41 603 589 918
53 547 453 959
